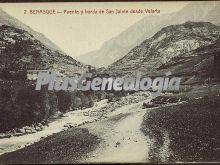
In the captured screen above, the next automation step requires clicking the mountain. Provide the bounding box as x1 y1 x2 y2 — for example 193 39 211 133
152 37 220 83
0 25 86 74
0 8 66 55
0 9 87 74
76 15 166 67
76 1 220 68
105 22 220 78
204 3 220 25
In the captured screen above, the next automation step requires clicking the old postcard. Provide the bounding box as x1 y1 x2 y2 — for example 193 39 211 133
0 1 219 164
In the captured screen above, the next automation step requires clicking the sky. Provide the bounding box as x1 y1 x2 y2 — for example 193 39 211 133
1 2 189 57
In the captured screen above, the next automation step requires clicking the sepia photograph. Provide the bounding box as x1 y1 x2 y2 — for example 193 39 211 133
0 1 219 164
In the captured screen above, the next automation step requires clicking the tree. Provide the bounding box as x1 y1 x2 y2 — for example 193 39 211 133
1 40 24 72
214 54 220 79
56 91 72 113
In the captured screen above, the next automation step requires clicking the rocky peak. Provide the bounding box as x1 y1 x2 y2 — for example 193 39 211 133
106 22 220 76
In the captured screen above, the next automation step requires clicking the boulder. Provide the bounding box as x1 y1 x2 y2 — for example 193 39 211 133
0 133 6 139
35 126 42 131
41 120 49 127
38 123 43 128
64 123 77 128
25 129 32 134
41 121 46 125
11 129 16 134
24 126 31 130
83 112 89 116
17 128 26 134
0 134 12 138
68 124 74 128
63 124 69 127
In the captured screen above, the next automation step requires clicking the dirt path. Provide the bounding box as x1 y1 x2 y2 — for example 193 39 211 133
0 99 154 163
80 102 152 163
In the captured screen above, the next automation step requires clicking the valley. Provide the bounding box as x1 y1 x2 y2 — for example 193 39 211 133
0 83 219 163
0 2 220 163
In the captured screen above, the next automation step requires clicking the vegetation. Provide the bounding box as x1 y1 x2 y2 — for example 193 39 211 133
0 128 100 164
0 81 96 132
141 96 220 162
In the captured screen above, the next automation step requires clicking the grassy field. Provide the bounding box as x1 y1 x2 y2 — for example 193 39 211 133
0 128 100 164
141 95 220 162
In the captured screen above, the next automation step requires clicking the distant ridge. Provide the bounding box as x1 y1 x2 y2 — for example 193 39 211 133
76 1 220 67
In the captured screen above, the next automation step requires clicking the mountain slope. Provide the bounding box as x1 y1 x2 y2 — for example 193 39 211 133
204 3 220 25
105 22 220 77
152 37 220 83
0 8 66 55
76 1 220 67
0 25 86 74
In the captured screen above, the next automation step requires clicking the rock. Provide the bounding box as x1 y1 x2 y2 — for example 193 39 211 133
41 121 46 125
84 121 89 124
59 113 65 117
35 126 42 131
83 112 89 116
0 133 6 138
17 128 26 134
68 124 74 128
38 123 43 128
63 114 69 117
62 127 68 131
24 126 31 130
11 129 16 134
14 133 25 137
25 129 32 134
64 123 77 128
64 124 69 128
0 134 12 138
41 120 49 126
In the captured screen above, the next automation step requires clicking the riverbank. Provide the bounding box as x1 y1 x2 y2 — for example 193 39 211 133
1 89 219 163
0 92 150 158
0 127 101 164
0 99 108 155
0 100 151 164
